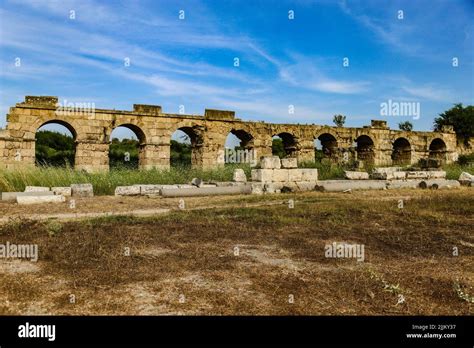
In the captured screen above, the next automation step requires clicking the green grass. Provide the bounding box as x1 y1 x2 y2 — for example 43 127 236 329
0 164 251 195
1 161 472 196
299 160 347 180
443 163 474 180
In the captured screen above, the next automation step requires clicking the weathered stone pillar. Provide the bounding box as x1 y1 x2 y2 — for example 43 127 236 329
0 137 35 170
75 141 109 172
140 143 170 170
336 136 354 164
296 139 315 164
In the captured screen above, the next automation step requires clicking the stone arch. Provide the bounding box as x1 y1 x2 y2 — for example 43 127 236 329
314 132 338 161
355 135 375 166
110 123 147 143
429 138 447 164
37 119 78 140
109 123 147 169
272 132 298 158
170 124 204 168
29 116 81 141
35 119 77 167
392 137 412 165
229 129 254 149
224 128 255 164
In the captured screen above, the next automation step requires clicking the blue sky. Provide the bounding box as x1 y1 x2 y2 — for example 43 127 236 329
0 0 473 140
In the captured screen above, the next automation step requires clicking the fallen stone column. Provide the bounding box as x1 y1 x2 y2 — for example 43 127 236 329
24 186 50 192
373 167 403 174
138 184 177 195
315 180 387 192
115 186 141 196
406 171 432 179
419 179 460 189
372 171 407 180
161 184 252 197
17 195 66 205
459 172 474 186
52 187 72 196
344 171 370 180
386 180 422 189
428 171 446 179
71 184 94 197
1 191 55 202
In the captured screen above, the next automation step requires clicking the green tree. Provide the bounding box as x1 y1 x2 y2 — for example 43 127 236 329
333 114 346 127
398 121 413 131
170 140 191 167
272 138 286 158
434 104 473 144
35 130 75 167
109 138 139 169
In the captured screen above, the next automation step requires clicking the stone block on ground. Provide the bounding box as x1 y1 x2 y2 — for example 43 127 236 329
233 168 247 182
315 180 387 192
386 180 421 189
371 171 407 180
389 171 407 180
344 171 369 180
52 187 72 196
251 169 273 183
260 156 281 169
300 168 318 181
211 181 245 187
161 184 179 189
419 179 460 190
272 169 289 182
281 182 298 193
281 158 297 169
295 181 317 192
458 172 474 186
71 183 94 197
251 183 264 195
191 178 203 187
1 191 54 202
373 167 403 174
136 185 162 195
288 169 303 182
115 186 141 196
177 184 196 189
406 171 431 179
264 182 283 194
24 186 50 192
17 195 66 205
428 171 446 179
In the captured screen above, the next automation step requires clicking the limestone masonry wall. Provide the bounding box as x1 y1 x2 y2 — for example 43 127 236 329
0 96 460 172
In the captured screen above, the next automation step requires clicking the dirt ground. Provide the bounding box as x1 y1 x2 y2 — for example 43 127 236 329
0 188 473 315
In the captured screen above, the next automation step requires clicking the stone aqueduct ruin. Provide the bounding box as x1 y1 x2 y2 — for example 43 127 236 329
0 96 459 172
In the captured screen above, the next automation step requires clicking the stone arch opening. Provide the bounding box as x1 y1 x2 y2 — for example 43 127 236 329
429 138 447 164
355 135 375 166
392 137 411 165
224 129 254 164
314 133 338 162
171 126 203 168
272 132 297 158
35 120 77 167
109 124 146 169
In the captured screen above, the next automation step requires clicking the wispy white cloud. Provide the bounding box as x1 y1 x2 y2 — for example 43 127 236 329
279 55 370 94
338 0 422 56
402 85 455 102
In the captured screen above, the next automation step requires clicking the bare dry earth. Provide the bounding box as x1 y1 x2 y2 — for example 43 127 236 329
0 189 473 315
